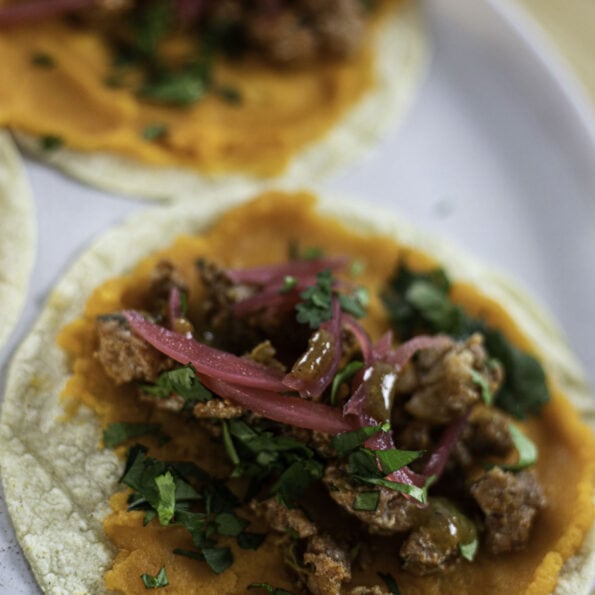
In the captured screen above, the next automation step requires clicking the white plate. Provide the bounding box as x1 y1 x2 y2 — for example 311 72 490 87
1 0 594 591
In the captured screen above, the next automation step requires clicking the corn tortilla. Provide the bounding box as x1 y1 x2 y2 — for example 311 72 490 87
6 2 427 201
0 191 593 594
0 129 35 351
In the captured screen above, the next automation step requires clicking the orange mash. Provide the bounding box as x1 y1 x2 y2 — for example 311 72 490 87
58 192 595 594
0 2 399 176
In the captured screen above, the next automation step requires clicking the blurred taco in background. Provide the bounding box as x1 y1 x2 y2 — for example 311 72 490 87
0 129 35 351
0 0 427 199
1 191 593 594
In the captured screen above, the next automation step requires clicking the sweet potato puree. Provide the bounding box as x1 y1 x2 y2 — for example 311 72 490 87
0 2 397 175
58 192 595 594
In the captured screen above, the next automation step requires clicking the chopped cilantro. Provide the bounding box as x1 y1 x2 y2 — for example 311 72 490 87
270 459 324 508
225 419 322 506
280 275 298 293
121 446 258 575
288 241 326 261
248 583 295 595
500 423 538 471
296 269 334 328
378 571 401 594
338 286 369 319
39 134 63 151
459 538 478 562
142 123 168 141
31 52 55 68
375 448 425 476
215 512 247 537
141 365 213 403
381 263 550 418
155 472 176 525
140 566 168 589
132 1 173 56
236 532 266 550
330 423 389 456
141 70 208 105
217 85 242 105
353 490 380 511
471 369 494 406
103 422 168 448
296 269 368 329
346 448 430 503
330 360 364 405
202 546 233 574
349 259 366 277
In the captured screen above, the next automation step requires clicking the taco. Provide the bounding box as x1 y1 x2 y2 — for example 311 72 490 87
0 0 426 200
1 191 594 594
0 129 35 350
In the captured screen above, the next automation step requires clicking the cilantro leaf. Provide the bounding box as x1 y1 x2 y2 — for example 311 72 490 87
142 123 168 141
40 134 63 151
296 269 334 328
375 449 425 475
500 423 538 471
459 538 478 562
330 360 364 405
381 263 551 418
353 490 380 511
31 52 55 68
378 572 401 595
103 422 168 448
140 566 168 589
202 546 233 574
330 423 388 456
155 471 176 525
142 365 213 403
248 583 294 595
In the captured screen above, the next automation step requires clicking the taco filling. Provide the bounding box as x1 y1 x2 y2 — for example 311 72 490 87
0 0 413 176
56 193 595 594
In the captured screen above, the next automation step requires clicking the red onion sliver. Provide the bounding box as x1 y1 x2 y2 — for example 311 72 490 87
226 257 347 286
422 414 469 479
342 315 373 366
387 335 451 370
204 377 357 435
123 311 286 391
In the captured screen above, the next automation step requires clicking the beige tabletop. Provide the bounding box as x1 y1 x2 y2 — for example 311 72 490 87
514 0 595 110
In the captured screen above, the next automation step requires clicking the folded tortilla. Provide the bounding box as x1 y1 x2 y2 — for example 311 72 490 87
12 1 427 201
0 192 593 594
0 130 35 351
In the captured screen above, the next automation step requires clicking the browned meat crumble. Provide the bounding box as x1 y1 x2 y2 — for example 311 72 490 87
94 258 547 592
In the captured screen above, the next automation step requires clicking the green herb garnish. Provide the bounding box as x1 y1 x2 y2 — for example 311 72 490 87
142 123 168 141
280 275 298 293
225 419 322 507
500 423 538 471
330 360 364 405
353 490 380 511
103 421 169 448
378 571 401 594
141 365 213 403
140 566 169 589
248 583 295 595
31 52 55 68
381 263 550 418
121 445 257 574
330 422 389 456
296 269 334 328
459 538 478 562
40 134 63 151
